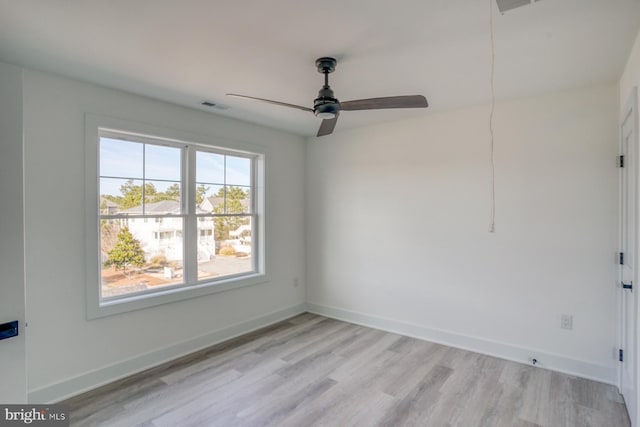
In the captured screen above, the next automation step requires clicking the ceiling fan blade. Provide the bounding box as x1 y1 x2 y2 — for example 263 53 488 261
227 94 313 113
341 95 428 111
317 113 340 137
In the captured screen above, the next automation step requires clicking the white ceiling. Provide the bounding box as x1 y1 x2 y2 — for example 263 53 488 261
0 0 639 137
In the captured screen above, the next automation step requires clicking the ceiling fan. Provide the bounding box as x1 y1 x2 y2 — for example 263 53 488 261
227 57 429 137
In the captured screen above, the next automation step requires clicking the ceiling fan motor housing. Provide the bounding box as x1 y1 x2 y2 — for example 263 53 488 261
314 86 340 117
314 101 340 118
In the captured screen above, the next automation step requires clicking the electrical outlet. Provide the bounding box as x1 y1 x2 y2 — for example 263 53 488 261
560 314 573 330
293 278 299 288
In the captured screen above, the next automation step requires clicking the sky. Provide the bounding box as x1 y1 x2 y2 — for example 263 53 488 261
100 137 251 199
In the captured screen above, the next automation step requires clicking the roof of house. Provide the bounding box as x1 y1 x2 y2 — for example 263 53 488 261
119 199 210 215
119 200 181 215
205 196 250 211
100 197 119 208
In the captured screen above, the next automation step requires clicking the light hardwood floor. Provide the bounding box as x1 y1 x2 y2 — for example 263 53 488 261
64 313 630 426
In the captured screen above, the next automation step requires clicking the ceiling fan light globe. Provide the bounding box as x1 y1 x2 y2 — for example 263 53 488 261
316 111 336 119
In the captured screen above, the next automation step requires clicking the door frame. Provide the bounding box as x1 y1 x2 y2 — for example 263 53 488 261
619 86 639 426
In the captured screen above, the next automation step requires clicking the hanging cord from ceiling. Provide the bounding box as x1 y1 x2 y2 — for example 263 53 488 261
488 0 497 233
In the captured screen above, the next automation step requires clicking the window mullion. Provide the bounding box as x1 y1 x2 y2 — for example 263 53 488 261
142 144 146 215
223 155 227 214
184 146 198 284
251 158 258 273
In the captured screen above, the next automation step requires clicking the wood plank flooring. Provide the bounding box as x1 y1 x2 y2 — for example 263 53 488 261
63 313 630 426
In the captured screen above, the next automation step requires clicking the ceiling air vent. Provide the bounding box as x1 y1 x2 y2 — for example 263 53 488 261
496 0 541 13
200 101 230 110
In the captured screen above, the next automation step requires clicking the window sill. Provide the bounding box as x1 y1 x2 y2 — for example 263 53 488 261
87 273 268 319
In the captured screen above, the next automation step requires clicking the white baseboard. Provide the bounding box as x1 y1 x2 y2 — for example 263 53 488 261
28 303 307 403
29 301 616 403
306 302 616 385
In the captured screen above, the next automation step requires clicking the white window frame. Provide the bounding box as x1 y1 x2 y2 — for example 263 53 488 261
85 114 267 319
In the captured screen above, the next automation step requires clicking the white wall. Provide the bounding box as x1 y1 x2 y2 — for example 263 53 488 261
306 84 619 383
22 69 306 402
621 29 640 113
0 62 27 402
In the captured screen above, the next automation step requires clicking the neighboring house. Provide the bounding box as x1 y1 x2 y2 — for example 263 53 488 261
201 196 252 254
100 197 119 215
119 200 216 263
228 224 252 254
200 196 223 212
200 196 250 213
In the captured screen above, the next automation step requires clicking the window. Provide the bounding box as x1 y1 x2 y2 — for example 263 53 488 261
86 115 266 318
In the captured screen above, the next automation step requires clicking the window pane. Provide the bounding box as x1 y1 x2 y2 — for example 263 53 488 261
226 156 251 186
197 184 224 212
101 219 184 299
144 181 181 215
100 138 143 179
225 185 251 213
196 151 224 184
197 216 252 281
145 144 181 181
196 217 216 264
100 178 144 213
